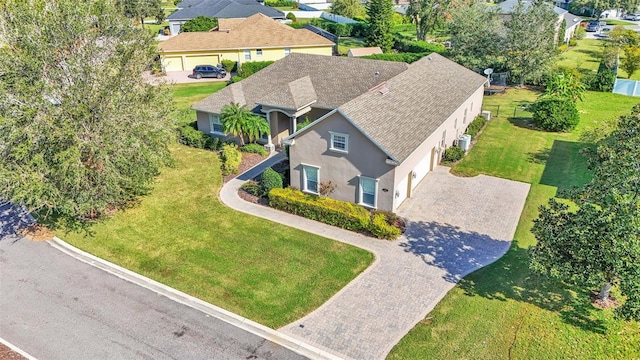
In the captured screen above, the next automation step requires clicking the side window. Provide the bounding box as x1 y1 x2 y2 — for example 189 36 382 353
209 114 223 134
358 176 378 208
440 130 446 148
302 165 319 194
329 132 349 153
284 47 291 56
256 49 263 56
463 108 468 124
244 49 251 60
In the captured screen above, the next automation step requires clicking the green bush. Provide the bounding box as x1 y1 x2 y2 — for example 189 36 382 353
241 143 267 156
574 26 586 40
265 0 296 6
361 52 427 63
240 180 261 196
269 188 371 231
369 213 401 240
221 59 236 73
557 44 568 53
442 146 465 163
530 96 580 132
205 136 223 151
220 144 242 175
286 22 305 29
230 75 244 83
465 115 487 140
238 61 274 77
589 62 616 92
394 38 447 54
568 38 577 46
178 125 209 148
261 167 283 196
286 12 296 22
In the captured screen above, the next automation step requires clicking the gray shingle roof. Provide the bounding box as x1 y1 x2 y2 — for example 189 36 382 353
496 0 566 16
338 53 487 163
256 76 318 110
168 0 284 20
192 53 409 114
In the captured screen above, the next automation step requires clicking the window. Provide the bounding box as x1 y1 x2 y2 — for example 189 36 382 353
329 132 349 153
463 108 468 124
209 114 223 134
302 165 319 194
244 49 251 60
256 49 263 56
359 176 378 208
440 130 446 148
454 118 458 129
471 102 474 112
284 47 291 56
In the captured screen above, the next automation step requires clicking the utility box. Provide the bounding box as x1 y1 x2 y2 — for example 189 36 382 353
458 134 472 152
481 110 491 121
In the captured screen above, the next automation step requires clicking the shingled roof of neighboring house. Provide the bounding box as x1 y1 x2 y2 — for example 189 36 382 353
338 53 487 163
192 53 409 113
168 0 284 20
159 14 333 52
496 0 566 15
347 47 383 57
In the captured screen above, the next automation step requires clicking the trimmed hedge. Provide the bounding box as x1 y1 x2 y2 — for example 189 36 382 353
265 0 296 6
466 115 487 140
220 144 242 175
369 213 401 239
269 188 371 231
221 59 236 73
361 52 427 63
394 38 447 55
241 143 267 156
442 146 465 163
178 124 224 150
261 167 283 196
238 61 274 78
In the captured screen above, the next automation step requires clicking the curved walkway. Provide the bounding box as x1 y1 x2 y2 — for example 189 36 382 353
220 154 530 360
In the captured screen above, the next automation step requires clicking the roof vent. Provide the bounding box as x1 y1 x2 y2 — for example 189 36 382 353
379 86 389 95
427 56 433 60
374 71 380 76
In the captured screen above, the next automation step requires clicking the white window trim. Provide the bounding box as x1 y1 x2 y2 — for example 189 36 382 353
284 47 291 55
358 175 378 209
329 131 349 153
256 48 263 56
302 164 320 195
244 49 251 60
209 113 224 135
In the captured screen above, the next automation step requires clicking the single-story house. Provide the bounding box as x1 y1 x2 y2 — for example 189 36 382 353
496 0 582 42
168 0 285 35
192 53 487 212
347 47 383 57
158 14 334 72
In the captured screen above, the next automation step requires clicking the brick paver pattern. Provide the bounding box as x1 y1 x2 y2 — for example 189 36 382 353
220 153 530 360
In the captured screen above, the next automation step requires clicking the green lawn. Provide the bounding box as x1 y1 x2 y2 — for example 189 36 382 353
57 83 374 329
337 36 366 55
388 89 640 359
557 38 640 79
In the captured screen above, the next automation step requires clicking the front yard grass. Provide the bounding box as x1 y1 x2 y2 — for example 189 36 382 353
337 36 366 55
57 84 374 329
388 89 640 359
557 38 640 80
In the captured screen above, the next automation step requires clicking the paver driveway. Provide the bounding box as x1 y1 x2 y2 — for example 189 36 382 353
221 159 530 360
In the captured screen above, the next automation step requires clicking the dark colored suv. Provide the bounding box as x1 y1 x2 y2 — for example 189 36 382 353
192 65 226 79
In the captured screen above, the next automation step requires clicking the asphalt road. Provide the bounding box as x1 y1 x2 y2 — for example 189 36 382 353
0 204 307 360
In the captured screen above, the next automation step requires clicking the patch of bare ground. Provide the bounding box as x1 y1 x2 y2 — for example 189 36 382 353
17 223 53 241
591 291 620 310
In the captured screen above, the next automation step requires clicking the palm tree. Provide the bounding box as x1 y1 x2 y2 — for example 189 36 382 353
245 115 270 143
220 103 252 146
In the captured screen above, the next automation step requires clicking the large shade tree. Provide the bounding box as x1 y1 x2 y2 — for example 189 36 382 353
0 0 174 225
181 16 219 32
365 0 395 52
330 0 366 19
118 0 164 28
406 0 451 41
530 105 640 321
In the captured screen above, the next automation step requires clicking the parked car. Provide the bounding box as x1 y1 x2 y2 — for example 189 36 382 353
623 13 640 20
599 27 612 39
586 21 600 32
192 65 226 79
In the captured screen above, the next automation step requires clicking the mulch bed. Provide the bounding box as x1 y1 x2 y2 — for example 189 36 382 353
591 291 620 310
17 223 54 242
222 152 268 183
0 343 26 360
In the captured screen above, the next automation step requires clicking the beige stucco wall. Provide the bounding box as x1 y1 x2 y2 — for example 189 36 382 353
392 85 485 211
289 111 395 211
196 111 211 133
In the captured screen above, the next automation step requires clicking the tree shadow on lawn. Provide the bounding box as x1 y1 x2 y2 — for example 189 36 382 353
400 221 607 334
528 140 593 196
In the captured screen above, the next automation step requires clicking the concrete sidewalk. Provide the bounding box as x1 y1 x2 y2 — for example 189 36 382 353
220 155 530 359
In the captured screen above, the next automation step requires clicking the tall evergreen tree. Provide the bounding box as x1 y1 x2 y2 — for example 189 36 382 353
365 0 395 52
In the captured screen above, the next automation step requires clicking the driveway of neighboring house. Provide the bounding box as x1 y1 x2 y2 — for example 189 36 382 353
144 71 230 85
220 158 530 360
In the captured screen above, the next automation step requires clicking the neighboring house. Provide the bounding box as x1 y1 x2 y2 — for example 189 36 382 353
168 0 284 35
192 53 487 212
158 14 334 72
347 47 383 57
496 0 582 43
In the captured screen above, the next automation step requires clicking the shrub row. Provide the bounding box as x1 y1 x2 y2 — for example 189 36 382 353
264 0 296 7
221 144 242 175
394 38 447 55
241 143 267 156
221 59 236 73
308 18 368 37
465 115 487 140
238 61 274 78
442 146 465 163
361 52 428 63
178 124 226 150
268 188 401 239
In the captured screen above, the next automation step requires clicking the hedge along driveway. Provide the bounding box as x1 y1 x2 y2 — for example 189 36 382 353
59 145 373 329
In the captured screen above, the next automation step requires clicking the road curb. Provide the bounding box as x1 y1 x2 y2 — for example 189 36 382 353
48 237 343 360
0 337 38 360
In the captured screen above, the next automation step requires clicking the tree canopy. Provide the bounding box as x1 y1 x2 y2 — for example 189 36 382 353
0 0 174 226
406 0 451 41
530 105 640 321
365 0 395 52
181 15 219 32
330 0 366 19
118 0 164 27
220 103 269 146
